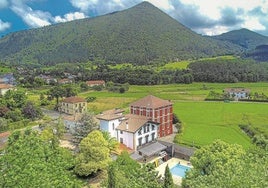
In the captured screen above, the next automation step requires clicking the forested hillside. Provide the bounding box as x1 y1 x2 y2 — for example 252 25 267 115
212 28 268 50
245 45 268 61
0 2 241 66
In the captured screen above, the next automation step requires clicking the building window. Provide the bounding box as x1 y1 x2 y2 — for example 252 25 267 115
152 133 155 140
143 126 146 133
120 138 123 143
152 125 155 130
145 135 149 143
138 129 142 136
138 137 142 146
120 131 123 134
147 124 150 132
112 123 115 130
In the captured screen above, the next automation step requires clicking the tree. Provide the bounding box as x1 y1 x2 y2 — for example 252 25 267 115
73 111 99 144
0 129 82 187
163 165 174 188
47 86 66 105
22 101 43 120
104 151 162 188
182 140 268 188
102 131 119 154
74 130 111 176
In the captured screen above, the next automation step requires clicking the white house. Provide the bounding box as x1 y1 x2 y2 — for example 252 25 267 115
224 88 250 99
116 114 159 150
96 109 125 138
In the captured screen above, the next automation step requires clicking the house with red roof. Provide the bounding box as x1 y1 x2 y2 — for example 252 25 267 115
60 96 87 115
86 80 105 87
0 84 15 96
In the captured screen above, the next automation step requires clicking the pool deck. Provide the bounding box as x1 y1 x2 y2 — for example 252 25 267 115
155 158 192 186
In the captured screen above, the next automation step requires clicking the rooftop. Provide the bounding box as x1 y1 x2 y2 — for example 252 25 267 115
130 95 172 109
0 84 14 89
116 114 159 133
224 88 250 93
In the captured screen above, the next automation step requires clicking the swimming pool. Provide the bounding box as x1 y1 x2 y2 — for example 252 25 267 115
170 164 191 177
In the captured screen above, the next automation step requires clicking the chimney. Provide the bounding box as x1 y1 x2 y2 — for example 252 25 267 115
126 121 128 130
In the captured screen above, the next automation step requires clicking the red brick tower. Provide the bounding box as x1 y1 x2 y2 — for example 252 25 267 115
130 95 173 137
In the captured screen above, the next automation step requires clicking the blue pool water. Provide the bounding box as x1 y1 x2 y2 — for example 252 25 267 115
170 164 191 177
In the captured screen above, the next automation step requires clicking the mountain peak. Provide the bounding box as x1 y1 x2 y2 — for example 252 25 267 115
0 1 240 65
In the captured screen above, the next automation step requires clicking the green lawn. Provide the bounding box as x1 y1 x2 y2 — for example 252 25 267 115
173 101 268 148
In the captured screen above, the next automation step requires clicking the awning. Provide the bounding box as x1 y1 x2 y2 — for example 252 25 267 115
138 142 167 157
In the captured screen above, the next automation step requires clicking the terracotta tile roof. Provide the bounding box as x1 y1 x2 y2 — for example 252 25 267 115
96 108 125 121
116 114 159 133
96 113 124 121
130 95 172 109
86 80 105 85
224 88 250 93
62 96 86 103
0 84 14 89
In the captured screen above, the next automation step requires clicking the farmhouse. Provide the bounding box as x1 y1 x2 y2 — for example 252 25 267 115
130 95 173 137
0 84 15 96
224 88 250 99
60 96 87 115
86 80 105 87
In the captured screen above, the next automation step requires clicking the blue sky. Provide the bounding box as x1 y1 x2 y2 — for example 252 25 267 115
1 0 268 38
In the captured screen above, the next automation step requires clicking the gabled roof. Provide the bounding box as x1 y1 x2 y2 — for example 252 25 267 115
116 114 159 133
86 80 105 85
130 95 172 109
0 84 14 89
61 96 86 103
96 108 125 121
224 88 250 93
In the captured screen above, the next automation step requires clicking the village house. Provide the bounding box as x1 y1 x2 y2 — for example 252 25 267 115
130 95 173 137
86 80 105 87
116 114 160 150
59 96 87 115
96 108 125 138
0 84 15 96
224 88 250 99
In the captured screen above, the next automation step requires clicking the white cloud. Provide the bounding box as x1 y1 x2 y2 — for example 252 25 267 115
242 17 266 31
0 0 8 9
0 19 11 32
54 12 87 23
11 0 52 27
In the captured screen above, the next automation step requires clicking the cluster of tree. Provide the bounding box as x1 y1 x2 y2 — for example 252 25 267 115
82 65 193 85
47 85 78 106
0 90 42 131
188 59 268 83
182 140 268 188
0 129 83 187
103 151 175 188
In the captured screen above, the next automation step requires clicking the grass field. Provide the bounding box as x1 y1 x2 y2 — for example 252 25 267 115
27 82 268 148
173 101 268 148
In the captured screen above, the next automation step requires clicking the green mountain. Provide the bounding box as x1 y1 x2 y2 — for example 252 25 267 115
0 2 241 66
212 28 268 50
